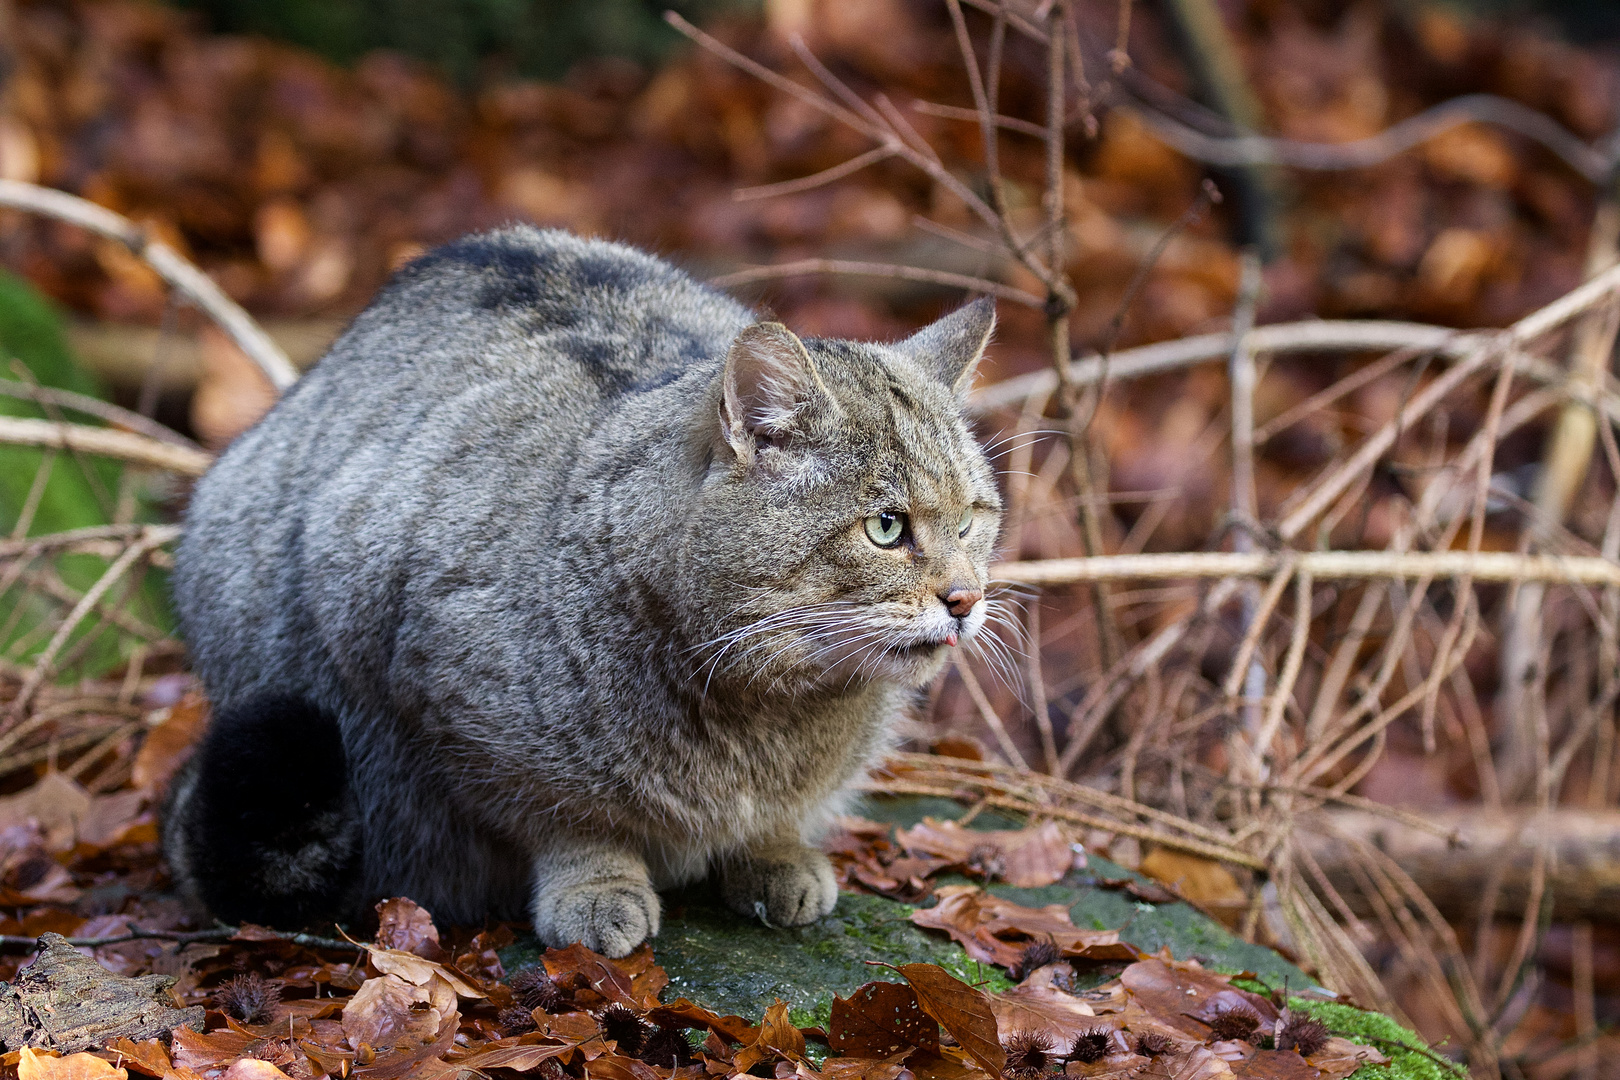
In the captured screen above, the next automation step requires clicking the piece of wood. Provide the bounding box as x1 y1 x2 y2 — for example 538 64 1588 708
0 933 204 1053
1302 808 1620 923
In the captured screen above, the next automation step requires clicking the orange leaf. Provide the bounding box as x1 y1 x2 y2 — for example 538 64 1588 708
17 1049 126 1080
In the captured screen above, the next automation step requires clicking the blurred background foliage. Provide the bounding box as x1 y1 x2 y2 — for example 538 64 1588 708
166 0 762 82
157 0 1619 87
0 273 172 677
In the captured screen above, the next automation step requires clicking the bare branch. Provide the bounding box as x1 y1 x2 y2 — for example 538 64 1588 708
911 99 1047 139
993 549 1620 587
1125 93 1612 183
0 180 297 390
711 258 1043 306
0 416 212 476
732 147 898 201
0 378 202 450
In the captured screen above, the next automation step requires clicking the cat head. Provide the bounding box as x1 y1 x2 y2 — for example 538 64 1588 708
688 298 1006 696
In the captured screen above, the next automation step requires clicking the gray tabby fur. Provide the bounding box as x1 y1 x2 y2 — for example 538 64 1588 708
166 226 1001 956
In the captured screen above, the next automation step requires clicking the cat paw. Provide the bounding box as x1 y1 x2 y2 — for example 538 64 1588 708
721 846 838 927
533 879 661 958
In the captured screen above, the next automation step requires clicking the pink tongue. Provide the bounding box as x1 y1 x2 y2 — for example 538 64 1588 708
946 632 959 647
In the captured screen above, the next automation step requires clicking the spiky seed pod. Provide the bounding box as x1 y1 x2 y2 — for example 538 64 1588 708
1001 1029 1057 1078
511 967 567 1012
1205 1003 1262 1043
499 1005 538 1034
1134 1032 1173 1058
537 1059 566 1080
1066 1028 1112 1064
598 1003 650 1056
639 1025 694 1068
217 972 281 1024
1274 1012 1330 1057
1011 940 1063 981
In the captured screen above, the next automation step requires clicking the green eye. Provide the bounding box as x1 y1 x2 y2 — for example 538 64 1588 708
958 507 974 538
865 511 906 547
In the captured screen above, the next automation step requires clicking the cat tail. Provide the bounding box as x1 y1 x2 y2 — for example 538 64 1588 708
162 695 362 928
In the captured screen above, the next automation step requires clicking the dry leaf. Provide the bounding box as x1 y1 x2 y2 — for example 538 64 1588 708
1231 1049 1317 1078
896 820 1078 888
831 982 939 1057
911 886 1137 968
988 984 1097 1046
894 964 1004 1079
17 1049 127 1080
101 1039 169 1078
374 897 443 960
341 972 457 1050
363 943 484 998
1303 1037 1389 1080
733 1001 807 1072
221 1061 294 1080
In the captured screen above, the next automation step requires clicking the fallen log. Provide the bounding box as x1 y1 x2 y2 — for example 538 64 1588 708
1302 807 1620 923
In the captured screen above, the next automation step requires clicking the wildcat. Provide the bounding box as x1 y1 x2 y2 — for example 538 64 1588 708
163 226 1002 957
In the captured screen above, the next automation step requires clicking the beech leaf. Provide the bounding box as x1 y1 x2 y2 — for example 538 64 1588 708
892 964 1004 1079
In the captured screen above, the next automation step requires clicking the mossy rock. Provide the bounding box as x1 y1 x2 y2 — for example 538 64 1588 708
500 795 1448 1077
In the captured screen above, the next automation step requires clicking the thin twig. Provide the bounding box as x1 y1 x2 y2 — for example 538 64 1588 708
0 926 357 954
0 180 296 389
0 416 212 476
1126 93 1612 183
994 549 1620 586
710 259 1042 307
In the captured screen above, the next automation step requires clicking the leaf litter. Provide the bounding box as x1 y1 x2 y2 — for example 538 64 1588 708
0 774 1403 1080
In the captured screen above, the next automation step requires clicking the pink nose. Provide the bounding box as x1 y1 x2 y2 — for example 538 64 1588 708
941 587 983 618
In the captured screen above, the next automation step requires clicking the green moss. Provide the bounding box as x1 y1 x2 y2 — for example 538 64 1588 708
1289 999 1460 1080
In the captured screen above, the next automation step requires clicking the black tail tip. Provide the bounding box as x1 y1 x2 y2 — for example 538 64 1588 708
164 695 360 929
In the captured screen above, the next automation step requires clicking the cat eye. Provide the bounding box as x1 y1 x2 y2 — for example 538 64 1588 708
958 507 974 538
865 511 906 548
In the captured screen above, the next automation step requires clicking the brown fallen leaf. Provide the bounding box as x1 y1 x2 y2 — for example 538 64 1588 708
732 1001 807 1073
130 693 208 796
1303 1037 1389 1080
910 886 1137 969
906 1047 993 1080
831 982 939 1057
170 1027 257 1073
1137 850 1246 926
1134 1045 1238 1079
896 820 1079 888
818 1055 912 1080
1232 1049 1318 1078
374 897 445 960
585 1053 664 1080
893 964 1004 1079
449 1038 578 1073
17 1049 127 1080
98 1039 169 1078
220 1060 293 1080
361 943 484 1000
988 984 1097 1047
648 999 758 1044
1119 961 1276 1040
340 971 456 1050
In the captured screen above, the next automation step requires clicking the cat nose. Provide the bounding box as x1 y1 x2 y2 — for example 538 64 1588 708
939 585 983 618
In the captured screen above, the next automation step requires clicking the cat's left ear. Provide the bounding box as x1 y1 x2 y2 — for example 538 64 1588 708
897 297 995 399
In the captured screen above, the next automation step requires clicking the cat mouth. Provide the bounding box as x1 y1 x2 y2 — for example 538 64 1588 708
896 633 957 655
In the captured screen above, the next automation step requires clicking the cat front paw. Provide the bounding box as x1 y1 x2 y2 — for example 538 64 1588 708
721 846 838 927
533 878 661 958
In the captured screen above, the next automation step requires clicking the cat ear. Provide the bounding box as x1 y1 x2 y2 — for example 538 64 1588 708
897 297 996 398
720 322 821 455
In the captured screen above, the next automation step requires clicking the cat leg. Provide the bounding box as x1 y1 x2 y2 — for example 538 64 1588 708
531 840 661 958
719 835 838 927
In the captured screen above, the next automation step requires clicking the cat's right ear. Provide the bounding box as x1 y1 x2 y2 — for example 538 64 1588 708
720 322 822 459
